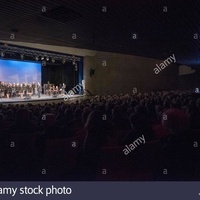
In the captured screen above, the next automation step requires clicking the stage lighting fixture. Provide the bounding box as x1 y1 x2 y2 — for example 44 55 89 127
72 55 76 65
75 64 78 71
0 44 81 65
62 57 66 64
20 54 24 60
51 58 55 63
0 51 5 57
35 55 39 61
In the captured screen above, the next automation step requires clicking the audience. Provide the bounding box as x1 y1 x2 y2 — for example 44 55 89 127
78 110 108 180
0 90 199 181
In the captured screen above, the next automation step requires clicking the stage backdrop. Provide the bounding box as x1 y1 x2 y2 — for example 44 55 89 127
0 59 41 83
42 61 82 92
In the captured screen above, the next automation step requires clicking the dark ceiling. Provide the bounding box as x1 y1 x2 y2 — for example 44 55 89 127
0 0 200 65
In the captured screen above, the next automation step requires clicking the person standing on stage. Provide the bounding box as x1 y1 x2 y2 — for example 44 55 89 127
3 82 7 98
47 81 51 95
20 83 23 96
23 83 27 98
62 83 66 94
7 83 12 98
55 86 59 92
0 81 3 98
11 83 16 97
32 82 36 95
16 83 20 97
37 82 42 98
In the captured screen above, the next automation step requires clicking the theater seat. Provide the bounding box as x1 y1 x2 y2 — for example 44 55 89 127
96 146 134 181
96 140 160 181
152 124 169 139
117 130 130 145
42 134 85 180
192 129 200 135
2 133 39 180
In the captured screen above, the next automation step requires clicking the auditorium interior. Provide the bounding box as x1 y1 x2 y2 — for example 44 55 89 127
0 0 200 181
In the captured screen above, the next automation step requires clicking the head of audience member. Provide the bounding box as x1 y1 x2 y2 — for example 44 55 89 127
84 110 108 154
85 110 106 131
105 101 114 115
120 104 128 115
170 99 181 109
135 105 147 116
163 99 170 109
64 109 73 122
82 108 91 126
74 108 83 120
43 106 51 114
155 104 163 121
112 105 122 119
162 109 190 135
6 109 14 121
90 103 96 110
130 99 138 106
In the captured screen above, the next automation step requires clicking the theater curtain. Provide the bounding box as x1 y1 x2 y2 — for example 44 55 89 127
42 62 76 92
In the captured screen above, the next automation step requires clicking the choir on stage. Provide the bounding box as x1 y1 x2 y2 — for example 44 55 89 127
0 81 66 98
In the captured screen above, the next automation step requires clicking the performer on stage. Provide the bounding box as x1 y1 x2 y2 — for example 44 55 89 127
55 86 59 92
61 83 66 94
7 83 12 98
4 82 7 98
47 81 51 95
37 82 42 98
16 83 20 97
0 81 3 98
11 83 16 98
32 82 36 95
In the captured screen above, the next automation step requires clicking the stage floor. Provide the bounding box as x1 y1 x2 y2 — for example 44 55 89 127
0 94 84 105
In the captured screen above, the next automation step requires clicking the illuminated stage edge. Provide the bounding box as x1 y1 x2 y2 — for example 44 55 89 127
0 94 84 105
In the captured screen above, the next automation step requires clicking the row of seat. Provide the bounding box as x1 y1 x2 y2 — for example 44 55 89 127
1 126 200 181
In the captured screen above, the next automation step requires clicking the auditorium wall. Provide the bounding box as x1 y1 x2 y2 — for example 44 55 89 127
84 52 179 95
178 66 200 90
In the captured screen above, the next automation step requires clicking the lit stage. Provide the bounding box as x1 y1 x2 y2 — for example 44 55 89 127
0 94 84 105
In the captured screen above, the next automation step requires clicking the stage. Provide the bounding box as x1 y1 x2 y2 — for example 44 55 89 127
0 94 85 105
